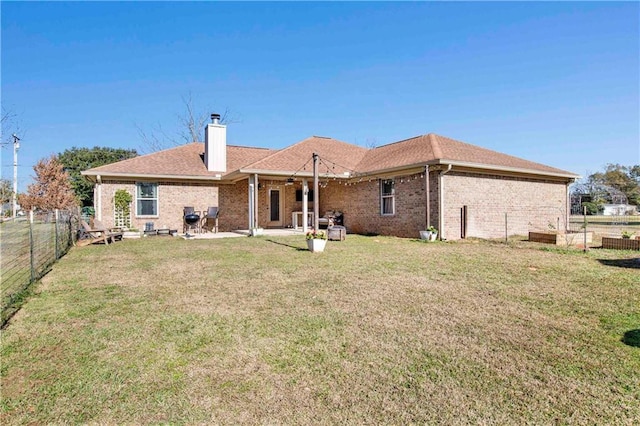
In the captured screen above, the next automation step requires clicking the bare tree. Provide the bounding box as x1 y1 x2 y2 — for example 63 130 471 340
136 92 237 153
364 137 378 149
18 156 79 211
1 107 23 147
1 107 14 125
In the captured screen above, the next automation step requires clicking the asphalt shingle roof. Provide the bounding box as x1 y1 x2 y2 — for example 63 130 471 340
84 133 577 179
242 136 368 175
356 134 575 176
85 143 274 178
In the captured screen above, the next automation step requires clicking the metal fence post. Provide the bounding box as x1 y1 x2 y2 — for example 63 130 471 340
69 211 74 249
505 212 508 243
55 209 60 260
29 210 35 283
583 206 588 252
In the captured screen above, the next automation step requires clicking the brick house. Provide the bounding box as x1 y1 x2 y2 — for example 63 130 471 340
82 116 578 240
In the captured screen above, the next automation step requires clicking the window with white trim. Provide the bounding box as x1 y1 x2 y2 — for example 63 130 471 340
136 182 158 216
380 179 395 215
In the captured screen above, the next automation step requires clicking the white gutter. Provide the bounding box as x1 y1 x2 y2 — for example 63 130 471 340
438 164 452 240
432 159 579 180
81 171 223 182
358 160 578 180
239 169 348 179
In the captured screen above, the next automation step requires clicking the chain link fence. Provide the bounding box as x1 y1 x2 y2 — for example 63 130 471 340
1 210 76 327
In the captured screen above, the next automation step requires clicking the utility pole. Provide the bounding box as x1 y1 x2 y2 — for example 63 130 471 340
12 133 20 218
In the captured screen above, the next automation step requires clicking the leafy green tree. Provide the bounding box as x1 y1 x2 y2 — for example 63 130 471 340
0 178 12 205
587 164 640 205
1 178 13 216
581 201 602 215
58 146 137 207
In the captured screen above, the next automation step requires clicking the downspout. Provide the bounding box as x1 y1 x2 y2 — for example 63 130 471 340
438 164 452 240
425 165 430 229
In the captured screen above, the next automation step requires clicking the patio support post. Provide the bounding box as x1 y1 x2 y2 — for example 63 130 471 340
313 153 319 230
302 178 309 233
254 173 259 229
425 165 430 229
248 178 255 230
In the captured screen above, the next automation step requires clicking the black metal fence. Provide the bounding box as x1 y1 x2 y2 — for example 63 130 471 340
1 210 75 327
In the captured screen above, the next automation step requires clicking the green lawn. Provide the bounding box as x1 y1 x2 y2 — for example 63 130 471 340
1 235 639 424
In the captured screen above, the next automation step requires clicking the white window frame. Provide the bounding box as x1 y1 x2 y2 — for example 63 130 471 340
380 179 395 216
135 182 159 217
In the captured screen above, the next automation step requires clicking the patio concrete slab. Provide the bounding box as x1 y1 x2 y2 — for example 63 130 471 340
183 229 305 239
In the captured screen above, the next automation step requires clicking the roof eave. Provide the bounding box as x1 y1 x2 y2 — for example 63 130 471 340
432 159 579 180
238 169 353 179
81 171 223 182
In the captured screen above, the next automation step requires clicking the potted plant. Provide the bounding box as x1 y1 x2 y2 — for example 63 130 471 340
420 226 438 241
250 227 264 237
306 230 327 252
621 230 635 239
427 226 438 241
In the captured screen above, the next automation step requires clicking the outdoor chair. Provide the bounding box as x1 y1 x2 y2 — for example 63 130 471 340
77 219 123 246
201 207 219 233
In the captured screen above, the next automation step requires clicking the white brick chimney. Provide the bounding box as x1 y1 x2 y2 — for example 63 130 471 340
204 113 226 172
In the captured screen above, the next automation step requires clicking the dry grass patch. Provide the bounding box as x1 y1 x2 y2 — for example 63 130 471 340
1 235 639 424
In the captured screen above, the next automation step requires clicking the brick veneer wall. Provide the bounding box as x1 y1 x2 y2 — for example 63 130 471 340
96 170 569 239
340 174 436 238
258 180 348 229
99 180 219 231
441 172 569 240
219 181 248 231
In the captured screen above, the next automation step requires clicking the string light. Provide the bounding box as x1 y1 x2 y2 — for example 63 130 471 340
280 153 425 188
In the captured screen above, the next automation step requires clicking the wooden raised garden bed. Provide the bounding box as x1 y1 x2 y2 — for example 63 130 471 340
602 237 640 251
529 231 593 246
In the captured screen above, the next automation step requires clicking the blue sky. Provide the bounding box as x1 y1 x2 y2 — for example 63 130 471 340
2 1 639 192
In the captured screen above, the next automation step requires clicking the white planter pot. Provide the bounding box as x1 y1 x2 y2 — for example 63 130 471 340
250 228 264 236
420 231 438 241
307 238 327 253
